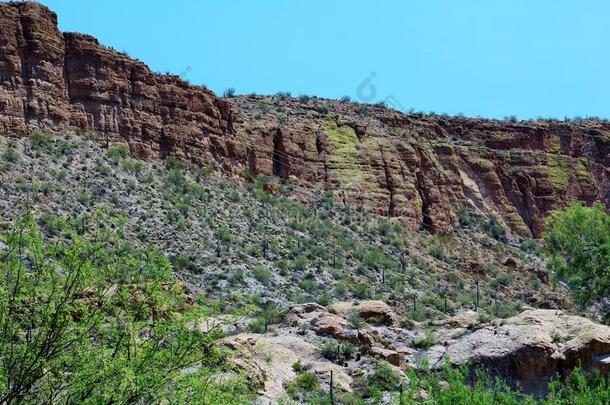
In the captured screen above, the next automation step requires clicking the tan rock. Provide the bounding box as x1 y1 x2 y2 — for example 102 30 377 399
425 309 610 391
370 347 402 367
332 300 400 327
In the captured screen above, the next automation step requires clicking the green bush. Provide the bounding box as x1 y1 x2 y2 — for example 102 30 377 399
366 361 400 392
429 245 445 260
164 155 184 171
253 266 271 284
0 214 253 403
399 364 610 404
543 203 610 304
2 145 18 162
30 131 51 150
295 372 318 391
413 330 436 348
482 216 506 241
107 144 129 163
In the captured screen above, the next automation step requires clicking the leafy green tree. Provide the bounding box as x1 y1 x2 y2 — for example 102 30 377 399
543 203 610 304
0 213 252 404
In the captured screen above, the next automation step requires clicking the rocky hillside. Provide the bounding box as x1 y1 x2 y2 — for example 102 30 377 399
1 3 610 403
1 2 609 239
1 130 609 403
0 134 568 321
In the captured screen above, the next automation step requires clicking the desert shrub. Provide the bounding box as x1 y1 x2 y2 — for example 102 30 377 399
319 339 356 365
2 144 18 163
215 226 232 243
413 330 436 348
164 155 184 171
295 372 318 391
482 216 506 241
107 144 129 163
399 364 610 404
519 238 538 253
0 213 253 404
429 245 445 260
228 190 241 202
298 278 317 292
543 203 610 304
353 283 372 299
362 361 400 399
76 191 91 205
349 313 365 330
376 219 392 236
97 162 111 175
362 248 395 270
291 256 308 271
38 212 64 236
253 266 271 284
171 254 197 272
458 209 473 227
30 131 52 150
248 317 267 333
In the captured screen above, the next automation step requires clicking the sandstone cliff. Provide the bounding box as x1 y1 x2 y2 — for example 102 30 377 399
1 2 608 237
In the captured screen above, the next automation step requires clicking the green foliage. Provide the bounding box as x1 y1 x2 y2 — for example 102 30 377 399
30 131 52 150
215 226 232 243
2 144 18 163
0 214 252 404
164 155 184 171
253 266 272 284
295 372 318 391
397 364 610 404
546 367 610 404
362 361 400 399
458 209 474 227
429 244 445 260
413 330 436 348
543 203 610 304
319 339 356 364
482 216 506 241
107 144 128 163
349 313 365 329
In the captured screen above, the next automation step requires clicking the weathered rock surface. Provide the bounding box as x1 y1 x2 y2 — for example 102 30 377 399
222 333 352 403
426 309 610 392
227 304 610 397
0 1 234 164
331 300 400 327
1 2 609 237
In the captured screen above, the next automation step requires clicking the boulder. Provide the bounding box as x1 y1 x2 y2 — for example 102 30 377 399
424 309 610 392
332 300 400 327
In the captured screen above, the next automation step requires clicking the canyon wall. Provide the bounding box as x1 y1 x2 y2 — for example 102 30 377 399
1 2 609 237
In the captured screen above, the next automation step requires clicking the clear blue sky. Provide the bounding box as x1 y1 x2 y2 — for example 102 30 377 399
40 0 609 119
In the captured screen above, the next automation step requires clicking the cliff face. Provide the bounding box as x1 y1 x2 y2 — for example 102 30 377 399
0 2 234 163
1 2 609 237
232 96 610 237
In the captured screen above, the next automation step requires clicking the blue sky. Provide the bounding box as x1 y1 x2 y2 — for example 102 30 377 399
41 0 609 119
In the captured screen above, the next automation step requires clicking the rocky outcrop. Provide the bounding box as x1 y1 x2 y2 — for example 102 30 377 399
245 303 610 396
223 333 353 403
234 97 610 237
1 2 609 237
426 309 610 393
0 1 234 164
331 300 400 327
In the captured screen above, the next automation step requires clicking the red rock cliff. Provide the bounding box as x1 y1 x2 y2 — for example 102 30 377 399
0 1 234 163
1 2 609 237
